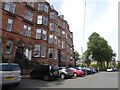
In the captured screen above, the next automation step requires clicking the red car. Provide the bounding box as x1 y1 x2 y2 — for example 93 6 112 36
69 67 84 77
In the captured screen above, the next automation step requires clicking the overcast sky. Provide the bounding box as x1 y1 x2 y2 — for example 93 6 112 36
47 0 119 60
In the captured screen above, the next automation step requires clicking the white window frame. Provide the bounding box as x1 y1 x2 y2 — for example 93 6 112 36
62 41 65 49
50 12 55 19
44 5 48 13
43 16 48 26
54 49 57 59
26 10 33 21
37 15 42 24
7 18 13 31
62 31 66 38
6 40 12 53
41 45 46 58
34 45 40 57
50 23 54 31
23 25 31 37
54 36 57 45
49 35 53 44
48 48 53 59
38 3 44 11
42 30 47 40
36 29 41 39
4 2 16 13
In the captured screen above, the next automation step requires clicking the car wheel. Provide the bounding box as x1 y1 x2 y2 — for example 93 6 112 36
60 73 66 79
43 75 49 81
74 73 77 77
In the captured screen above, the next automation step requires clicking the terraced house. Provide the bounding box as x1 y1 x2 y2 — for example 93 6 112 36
1 1 75 67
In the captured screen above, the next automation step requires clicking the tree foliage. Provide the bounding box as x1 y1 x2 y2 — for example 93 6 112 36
87 32 116 68
75 50 81 61
84 49 91 66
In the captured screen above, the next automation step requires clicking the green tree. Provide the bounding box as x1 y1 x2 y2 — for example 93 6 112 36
87 32 116 69
84 49 91 66
75 50 81 61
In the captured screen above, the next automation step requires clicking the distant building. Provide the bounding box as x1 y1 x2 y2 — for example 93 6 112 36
1 1 75 66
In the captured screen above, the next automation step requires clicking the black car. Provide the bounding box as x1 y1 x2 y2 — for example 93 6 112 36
30 64 60 81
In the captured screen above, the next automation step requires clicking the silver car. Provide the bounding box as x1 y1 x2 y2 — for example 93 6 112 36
0 63 21 86
59 67 74 79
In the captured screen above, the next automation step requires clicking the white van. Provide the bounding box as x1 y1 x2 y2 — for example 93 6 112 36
0 63 21 86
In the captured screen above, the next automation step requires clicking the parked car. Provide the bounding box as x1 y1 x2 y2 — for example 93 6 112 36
107 68 113 72
59 67 74 79
69 67 83 77
0 63 21 86
30 64 59 81
75 67 85 75
88 66 97 74
81 67 92 75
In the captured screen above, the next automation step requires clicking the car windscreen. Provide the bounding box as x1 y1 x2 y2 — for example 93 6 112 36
52 66 59 71
1 64 20 71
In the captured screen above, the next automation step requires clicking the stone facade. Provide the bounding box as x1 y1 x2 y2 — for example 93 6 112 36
1 2 75 67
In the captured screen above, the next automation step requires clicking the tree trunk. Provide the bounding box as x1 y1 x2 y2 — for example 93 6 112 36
106 62 109 68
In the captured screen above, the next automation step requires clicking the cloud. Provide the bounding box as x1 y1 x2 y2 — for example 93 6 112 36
60 0 118 59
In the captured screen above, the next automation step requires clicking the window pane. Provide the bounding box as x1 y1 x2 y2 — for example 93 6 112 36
7 18 13 31
23 25 27 36
4 2 10 11
42 30 47 40
36 29 41 39
29 11 33 21
61 52 66 61
58 29 60 36
54 36 57 44
54 49 57 59
26 10 33 21
58 40 60 48
43 16 48 26
10 3 16 13
49 35 53 44
50 12 54 19
38 3 44 10
41 45 46 57
49 48 53 58
37 15 42 24
62 31 66 38
50 23 54 31
27 26 31 37
62 41 65 49
27 2 34 7
6 40 12 53
44 5 48 13
34 45 40 57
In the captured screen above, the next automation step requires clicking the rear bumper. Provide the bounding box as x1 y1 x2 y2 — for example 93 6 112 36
49 74 60 79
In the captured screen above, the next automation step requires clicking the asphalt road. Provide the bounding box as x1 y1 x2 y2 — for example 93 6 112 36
2 71 118 89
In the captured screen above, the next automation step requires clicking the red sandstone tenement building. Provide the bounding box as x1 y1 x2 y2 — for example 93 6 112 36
1 1 75 66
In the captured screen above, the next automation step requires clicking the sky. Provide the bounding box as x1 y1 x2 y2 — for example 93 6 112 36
47 0 119 60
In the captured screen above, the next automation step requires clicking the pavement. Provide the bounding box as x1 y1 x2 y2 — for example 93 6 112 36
21 75 30 79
